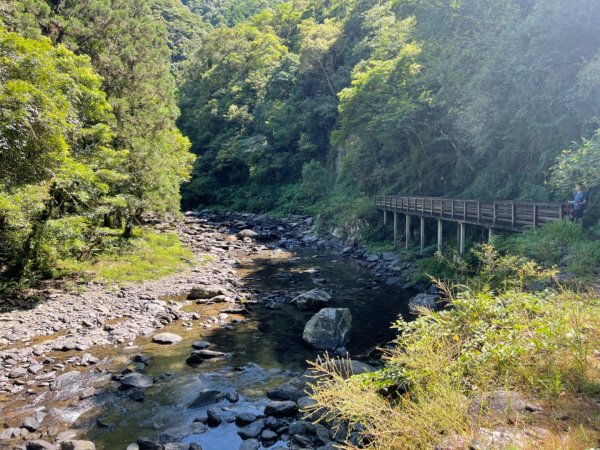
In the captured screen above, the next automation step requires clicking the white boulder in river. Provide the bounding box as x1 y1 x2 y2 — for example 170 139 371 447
302 308 352 350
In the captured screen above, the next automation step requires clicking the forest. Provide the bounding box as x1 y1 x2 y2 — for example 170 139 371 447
1 0 600 280
1 2 600 449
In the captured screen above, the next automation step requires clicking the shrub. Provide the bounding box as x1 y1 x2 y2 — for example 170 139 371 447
308 287 600 449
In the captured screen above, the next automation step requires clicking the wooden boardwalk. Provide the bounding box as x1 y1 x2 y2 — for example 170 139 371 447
375 195 570 253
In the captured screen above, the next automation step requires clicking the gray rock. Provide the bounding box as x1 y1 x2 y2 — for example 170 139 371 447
1 427 18 440
136 438 161 450
264 401 298 418
408 294 438 314
314 423 331 444
188 389 225 408
191 341 211 350
237 230 258 239
235 413 257 426
80 353 98 366
225 391 239 403
152 332 182 345
206 408 222 427
26 441 57 450
292 434 314 447
186 349 227 366
266 375 310 402
79 388 97 399
52 371 82 391
239 439 259 450
120 373 153 389
296 396 317 410
133 354 150 365
291 289 331 310
128 388 146 402
59 441 96 450
260 429 277 442
163 444 188 450
9 367 27 378
28 364 44 374
317 359 375 379
237 421 265 439
290 420 317 436
22 417 41 431
188 286 226 300
302 308 352 350
469 390 538 416
188 443 203 450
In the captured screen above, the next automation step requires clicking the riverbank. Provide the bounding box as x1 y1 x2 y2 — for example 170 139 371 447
0 211 416 449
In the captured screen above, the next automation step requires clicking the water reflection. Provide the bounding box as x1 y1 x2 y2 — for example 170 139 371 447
84 248 411 449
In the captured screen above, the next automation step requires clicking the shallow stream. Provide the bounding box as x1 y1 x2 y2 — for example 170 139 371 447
82 248 413 449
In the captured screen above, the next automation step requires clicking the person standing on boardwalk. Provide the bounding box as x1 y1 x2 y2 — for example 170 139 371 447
571 183 587 222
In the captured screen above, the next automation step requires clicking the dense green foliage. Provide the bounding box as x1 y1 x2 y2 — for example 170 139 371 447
415 220 600 285
183 0 284 27
309 236 600 448
179 0 600 228
0 0 195 279
0 26 122 275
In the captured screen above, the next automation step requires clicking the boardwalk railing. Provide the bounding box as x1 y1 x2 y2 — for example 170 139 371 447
375 196 569 231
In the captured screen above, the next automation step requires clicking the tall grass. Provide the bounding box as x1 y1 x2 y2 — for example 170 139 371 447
307 238 600 449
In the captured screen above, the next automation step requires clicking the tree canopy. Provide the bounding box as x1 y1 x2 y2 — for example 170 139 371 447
178 0 600 224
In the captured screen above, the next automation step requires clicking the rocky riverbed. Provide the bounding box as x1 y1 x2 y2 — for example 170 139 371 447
0 211 416 450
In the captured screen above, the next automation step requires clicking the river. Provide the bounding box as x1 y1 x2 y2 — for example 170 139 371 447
81 247 413 449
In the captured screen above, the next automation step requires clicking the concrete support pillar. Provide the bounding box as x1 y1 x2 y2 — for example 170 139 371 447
487 227 493 242
383 210 387 226
393 213 398 246
405 214 411 249
459 222 466 254
437 219 443 254
420 217 425 255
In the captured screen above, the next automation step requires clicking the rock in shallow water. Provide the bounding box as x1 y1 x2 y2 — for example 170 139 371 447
120 373 153 389
152 332 182 345
188 389 225 408
238 421 265 439
302 308 352 350
264 400 298 417
291 289 331 310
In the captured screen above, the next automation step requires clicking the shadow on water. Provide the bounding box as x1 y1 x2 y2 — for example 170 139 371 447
80 248 413 449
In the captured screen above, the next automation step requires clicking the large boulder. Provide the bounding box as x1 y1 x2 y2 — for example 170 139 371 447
302 308 352 350
291 289 331 310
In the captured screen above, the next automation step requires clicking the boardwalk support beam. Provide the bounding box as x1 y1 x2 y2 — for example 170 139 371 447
459 222 466 254
420 217 425 254
383 210 387 226
437 219 443 253
393 213 398 246
405 214 411 249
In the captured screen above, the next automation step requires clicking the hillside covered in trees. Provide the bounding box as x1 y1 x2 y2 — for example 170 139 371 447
2 0 600 279
177 0 600 228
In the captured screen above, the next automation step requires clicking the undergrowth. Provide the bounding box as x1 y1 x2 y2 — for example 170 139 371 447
307 223 600 449
57 228 195 284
